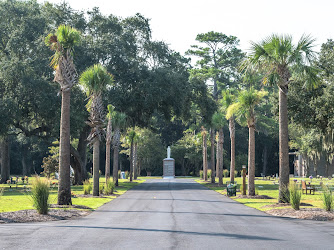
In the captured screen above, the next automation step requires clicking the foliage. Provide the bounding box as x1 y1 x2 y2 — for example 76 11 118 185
31 177 50 215
207 169 212 179
223 169 229 178
321 186 333 211
289 183 302 210
200 170 203 179
83 180 92 195
99 183 104 194
104 179 115 195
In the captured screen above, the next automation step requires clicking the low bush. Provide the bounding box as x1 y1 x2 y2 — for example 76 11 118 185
234 170 238 178
207 169 212 179
99 183 104 195
200 170 203 179
322 186 333 212
83 180 92 195
125 171 129 179
105 179 115 195
223 169 229 178
289 183 302 210
31 177 50 215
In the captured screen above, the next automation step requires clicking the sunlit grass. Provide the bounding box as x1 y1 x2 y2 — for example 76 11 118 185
196 176 334 212
0 176 144 213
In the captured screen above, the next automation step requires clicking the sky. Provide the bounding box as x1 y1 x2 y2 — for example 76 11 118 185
38 0 334 55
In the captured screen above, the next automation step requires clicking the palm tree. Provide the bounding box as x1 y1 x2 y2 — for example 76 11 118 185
212 112 226 186
245 34 320 202
45 25 80 205
111 111 127 186
201 126 208 181
222 90 236 183
227 88 267 195
128 129 136 182
105 105 114 181
79 64 113 196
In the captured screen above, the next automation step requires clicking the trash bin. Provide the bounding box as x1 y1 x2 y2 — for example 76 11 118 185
226 182 237 196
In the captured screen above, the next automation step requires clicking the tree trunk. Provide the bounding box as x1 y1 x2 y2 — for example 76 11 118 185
181 158 186 176
0 136 10 184
105 141 111 180
93 139 100 196
210 129 215 183
218 128 224 186
216 132 219 178
134 143 138 180
202 130 208 181
58 90 72 205
229 118 236 182
105 118 112 181
278 88 290 203
21 144 28 176
130 141 134 182
248 125 256 196
113 145 119 186
262 146 268 176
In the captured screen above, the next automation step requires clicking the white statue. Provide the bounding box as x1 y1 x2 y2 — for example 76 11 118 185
167 146 171 158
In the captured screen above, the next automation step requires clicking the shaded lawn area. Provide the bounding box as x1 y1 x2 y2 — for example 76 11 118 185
0 177 144 213
196 177 334 211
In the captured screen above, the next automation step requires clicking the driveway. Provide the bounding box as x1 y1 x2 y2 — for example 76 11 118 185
0 179 333 249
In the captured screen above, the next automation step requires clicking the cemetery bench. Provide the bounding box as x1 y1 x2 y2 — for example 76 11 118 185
226 181 237 196
301 180 315 195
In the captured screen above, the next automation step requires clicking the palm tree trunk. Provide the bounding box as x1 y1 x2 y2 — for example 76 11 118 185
278 89 289 203
0 136 10 184
134 143 138 180
58 90 72 205
130 141 134 182
218 128 224 186
210 129 215 183
216 132 219 178
105 141 111 180
202 131 208 181
93 139 100 196
113 145 119 186
229 118 236 182
248 125 255 196
105 119 112 181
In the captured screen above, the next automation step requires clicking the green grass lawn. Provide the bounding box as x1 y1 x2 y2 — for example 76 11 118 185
0 176 144 213
196 176 334 211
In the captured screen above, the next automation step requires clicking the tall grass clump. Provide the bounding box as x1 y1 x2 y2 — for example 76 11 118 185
105 179 115 195
83 180 92 195
223 169 229 178
322 186 333 211
207 169 212 179
31 177 50 215
289 183 302 210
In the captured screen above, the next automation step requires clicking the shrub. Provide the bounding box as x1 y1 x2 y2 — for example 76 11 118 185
105 179 115 195
234 170 238 178
322 186 333 212
199 170 203 179
289 183 302 210
31 177 50 215
83 180 92 195
125 171 129 179
99 183 104 195
87 172 92 179
207 169 212 179
223 169 229 178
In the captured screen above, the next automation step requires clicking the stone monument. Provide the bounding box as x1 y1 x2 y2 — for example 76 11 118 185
163 146 175 178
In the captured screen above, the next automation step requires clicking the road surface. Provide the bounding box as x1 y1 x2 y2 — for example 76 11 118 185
0 179 333 249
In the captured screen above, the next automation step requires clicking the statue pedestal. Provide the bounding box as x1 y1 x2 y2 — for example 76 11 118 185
163 158 175 179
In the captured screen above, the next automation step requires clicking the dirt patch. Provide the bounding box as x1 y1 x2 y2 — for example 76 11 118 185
266 208 334 221
0 209 91 224
262 202 313 208
235 195 274 199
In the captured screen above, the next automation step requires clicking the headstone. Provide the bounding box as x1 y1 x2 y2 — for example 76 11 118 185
163 146 175 179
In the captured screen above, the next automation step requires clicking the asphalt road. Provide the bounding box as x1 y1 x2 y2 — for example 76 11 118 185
1 179 334 250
